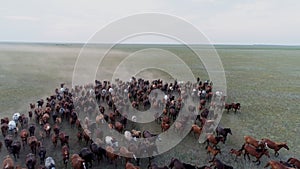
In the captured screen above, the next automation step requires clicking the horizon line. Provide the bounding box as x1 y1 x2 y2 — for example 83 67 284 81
1 41 300 47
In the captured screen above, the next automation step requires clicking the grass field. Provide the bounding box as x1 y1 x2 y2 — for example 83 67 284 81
0 43 299 168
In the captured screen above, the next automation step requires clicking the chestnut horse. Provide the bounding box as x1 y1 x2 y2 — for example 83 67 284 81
2 155 14 169
229 148 242 161
206 145 221 160
244 135 265 149
264 160 294 169
204 134 225 148
241 144 270 165
125 161 140 169
71 154 86 169
262 138 289 157
20 129 29 149
287 158 300 169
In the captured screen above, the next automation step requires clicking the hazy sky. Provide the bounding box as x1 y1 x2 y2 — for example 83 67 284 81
1 0 300 45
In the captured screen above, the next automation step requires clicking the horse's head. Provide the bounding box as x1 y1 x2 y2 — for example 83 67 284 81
225 128 232 135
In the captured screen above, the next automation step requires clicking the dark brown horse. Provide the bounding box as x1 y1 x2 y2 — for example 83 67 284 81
27 136 38 155
232 103 240 112
287 157 300 168
216 126 232 143
168 158 185 169
262 138 289 157
26 153 36 169
62 145 70 168
241 144 270 165
209 158 233 169
11 141 21 161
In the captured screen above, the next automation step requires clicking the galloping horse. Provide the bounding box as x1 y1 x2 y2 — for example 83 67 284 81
204 134 225 148
264 160 294 169
2 155 14 169
262 138 289 157
240 143 270 165
244 135 266 149
287 158 300 168
27 136 38 155
209 158 233 169
216 126 232 143
26 153 36 169
71 154 85 169
62 145 70 168
20 129 29 149
168 158 185 169
11 141 21 161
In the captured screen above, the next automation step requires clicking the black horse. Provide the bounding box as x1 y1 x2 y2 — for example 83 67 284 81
26 153 37 169
79 147 94 168
39 146 47 164
11 141 21 161
216 126 232 143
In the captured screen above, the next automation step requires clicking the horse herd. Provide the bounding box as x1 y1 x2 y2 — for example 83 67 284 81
0 77 299 169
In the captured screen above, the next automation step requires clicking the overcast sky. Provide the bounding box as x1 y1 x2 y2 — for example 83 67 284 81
1 0 300 45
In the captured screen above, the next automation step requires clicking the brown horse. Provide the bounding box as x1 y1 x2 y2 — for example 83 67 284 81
27 136 38 155
209 158 233 169
262 138 289 157
168 158 185 169
224 103 232 112
119 146 136 163
161 122 170 132
1 123 8 137
264 160 294 169
148 162 168 169
125 161 140 169
229 148 242 161
204 134 225 148
191 124 202 139
231 103 240 112
71 154 85 169
20 129 29 149
2 155 14 169
43 123 51 137
106 146 118 168
26 153 36 169
241 144 270 165
287 158 300 168
51 133 58 148
244 135 265 149
83 129 92 145
59 132 69 147
62 145 70 168
207 145 221 160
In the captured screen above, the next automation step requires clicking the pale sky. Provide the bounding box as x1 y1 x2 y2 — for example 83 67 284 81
1 0 300 45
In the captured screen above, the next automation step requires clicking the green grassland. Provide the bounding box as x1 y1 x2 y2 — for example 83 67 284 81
0 43 299 168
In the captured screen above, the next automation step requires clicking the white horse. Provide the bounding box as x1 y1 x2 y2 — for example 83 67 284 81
105 136 118 148
45 157 55 169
